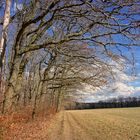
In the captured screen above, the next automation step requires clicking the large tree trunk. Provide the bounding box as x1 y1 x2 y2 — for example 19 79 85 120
2 59 21 113
2 50 32 112
2 55 25 113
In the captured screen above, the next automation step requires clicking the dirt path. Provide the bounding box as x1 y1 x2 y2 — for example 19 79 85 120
47 111 95 140
47 108 140 140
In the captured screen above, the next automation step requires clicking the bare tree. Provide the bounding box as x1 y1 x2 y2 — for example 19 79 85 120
0 0 139 115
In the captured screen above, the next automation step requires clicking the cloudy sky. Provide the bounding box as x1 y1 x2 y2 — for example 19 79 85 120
79 47 140 102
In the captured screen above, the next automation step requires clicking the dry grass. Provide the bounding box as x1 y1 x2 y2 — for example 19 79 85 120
47 107 140 140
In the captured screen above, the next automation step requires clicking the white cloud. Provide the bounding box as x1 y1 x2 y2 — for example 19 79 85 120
134 87 140 92
75 59 140 102
76 72 139 102
86 82 140 102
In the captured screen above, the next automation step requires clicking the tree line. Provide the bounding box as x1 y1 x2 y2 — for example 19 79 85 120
67 96 140 110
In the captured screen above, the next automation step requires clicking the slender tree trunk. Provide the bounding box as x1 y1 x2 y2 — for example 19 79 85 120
32 80 43 119
0 0 11 59
0 0 11 113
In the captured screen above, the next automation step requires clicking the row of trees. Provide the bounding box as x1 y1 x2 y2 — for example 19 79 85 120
68 96 140 110
0 0 140 118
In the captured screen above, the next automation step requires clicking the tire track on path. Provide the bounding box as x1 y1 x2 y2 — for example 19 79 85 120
47 112 64 140
65 111 94 140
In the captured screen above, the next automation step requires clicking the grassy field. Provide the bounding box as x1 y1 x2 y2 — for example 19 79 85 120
47 107 140 140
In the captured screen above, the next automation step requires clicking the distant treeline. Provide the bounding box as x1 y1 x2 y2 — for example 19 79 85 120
66 96 140 110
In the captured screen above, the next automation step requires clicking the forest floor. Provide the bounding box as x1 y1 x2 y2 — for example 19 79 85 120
0 107 140 140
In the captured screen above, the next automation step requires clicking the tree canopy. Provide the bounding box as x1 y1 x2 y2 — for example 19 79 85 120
0 0 140 117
